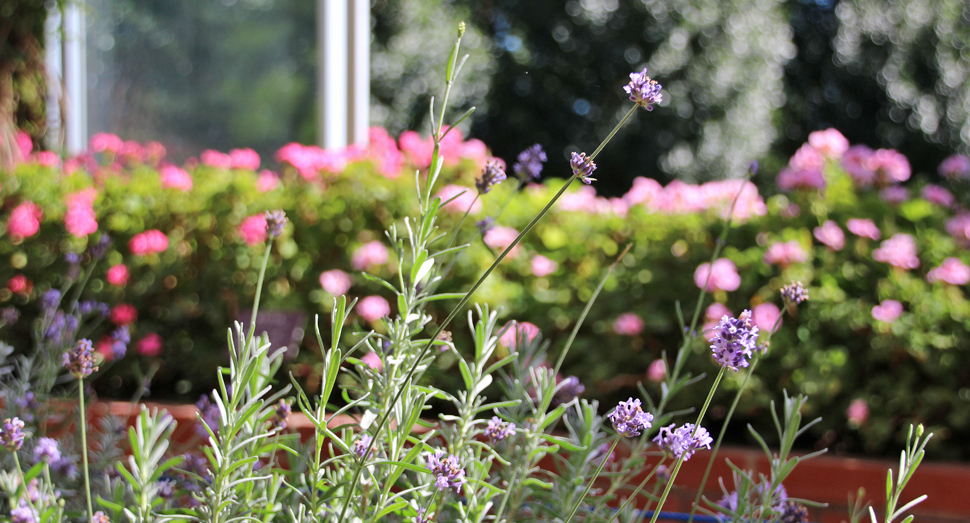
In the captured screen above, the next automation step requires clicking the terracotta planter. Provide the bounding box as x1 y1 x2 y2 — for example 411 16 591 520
70 402 970 522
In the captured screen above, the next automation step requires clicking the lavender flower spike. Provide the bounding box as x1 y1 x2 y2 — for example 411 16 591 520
653 423 713 461
484 416 517 443
570 152 597 184
354 434 374 459
33 437 61 463
62 339 98 379
513 144 547 182
624 68 663 110
476 158 507 194
1 417 26 451
781 281 809 311
609 397 654 437
264 209 287 239
710 310 759 372
425 450 466 493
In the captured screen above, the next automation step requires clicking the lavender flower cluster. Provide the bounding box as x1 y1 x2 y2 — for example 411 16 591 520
653 423 713 461
609 397 654 437
710 310 760 371
426 450 466 493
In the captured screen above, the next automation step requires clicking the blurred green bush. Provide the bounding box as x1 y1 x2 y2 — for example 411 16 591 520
3 130 970 460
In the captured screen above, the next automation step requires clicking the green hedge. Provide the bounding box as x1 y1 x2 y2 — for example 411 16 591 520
3 131 969 459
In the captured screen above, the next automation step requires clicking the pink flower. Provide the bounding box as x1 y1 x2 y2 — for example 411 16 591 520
136 333 163 357
867 148 911 185
160 164 193 191
703 303 732 340
351 241 390 271
436 184 482 214
32 151 60 167
847 398 869 427
647 359 666 382
499 321 540 349
530 255 558 277
7 201 42 239
808 128 849 158
358 295 390 322
16 131 32 158
694 259 741 292
842 145 875 187
939 154 970 179
613 313 644 336
777 144 826 192
319 269 352 295
946 213 970 247
847 218 881 240
751 302 781 333
238 214 268 246
129 229 169 256
106 264 130 286
399 130 435 168
813 220 845 251
880 186 910 204
763 241 808 268
110 304 138 325
623 177 664 207
200 150 232 168
64 189 98 237
873 234 919 270
360 351 383 371
483 226 522 258
926 257 970 285
921 184 954 208
256 170 280 192
89 132 123 154
119 141 145 164
367 127 405 178
145 141 167 164
7 274 30 295
229 148 260 170
871 299 903 323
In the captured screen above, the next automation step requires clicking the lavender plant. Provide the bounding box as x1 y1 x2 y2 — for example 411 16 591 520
0 21 939 523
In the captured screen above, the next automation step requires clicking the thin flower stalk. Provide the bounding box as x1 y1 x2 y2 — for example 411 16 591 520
561 436 621 523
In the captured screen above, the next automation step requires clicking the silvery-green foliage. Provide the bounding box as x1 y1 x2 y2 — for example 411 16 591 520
869 424 932 523
108 408 183 523
834 0 970 150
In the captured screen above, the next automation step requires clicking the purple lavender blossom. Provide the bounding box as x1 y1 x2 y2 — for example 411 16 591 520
13 392 37 422
88 234 111 260
264 209 287 239
78 300 110 317
354 434 374 459
717 491 739 512
10 504 37 523
111 325 130 359
623 68 663 110
484 416 517 443
62 339 98 379
570 152 597 184
939 154 970 180
1 307 19 326
513 144 547 182
779 501 810 523
425 450 466 493
1 417 26 451
552 375 586 407
476 217 494 235
158 478 177 499
91 511 112 523
476 159 507 194
710 310 760 372
32 437 60 463
270 399 291 430
45 311 79 345
40 289 61 312
51 456 78 479
609 397 654 437
652 423 713 461
780 281 808 309
195 395 221 436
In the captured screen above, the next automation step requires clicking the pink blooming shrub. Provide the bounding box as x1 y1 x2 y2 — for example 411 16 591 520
777 144 826 191
136 333 163 357
498 321 540 349
647 359 666 382
7 201 42 239
813 220 845 251
7 274 30 295
808 128 849 158
200 150 232 168
842 145 875 187
351 241 390 271
751 302 781 333
360 351 383 371
367 127 405 178
106 264 130 286
872 234 919 270
238 214 268 246
763 240 808 267
64 189 98 237
160 164 193 191
946 213 970 247
16 131 32 158
256 170 280 192
110 304 137 325
483 226 522 258
939 154 970 179
530 255 558 277
129 229 169 256
926 257 970 285
868 148 911 185
89 132 123 154
436 185 482 214
847 398 869 426
32 151 60 167
623 177 663 207
229 148 260 170
880 186 909 204
612 313 644 336
921 184 954 208
871 299 903 323
847 218 881 240
319 269 352 295
358 295 390 322
693 259 741 292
